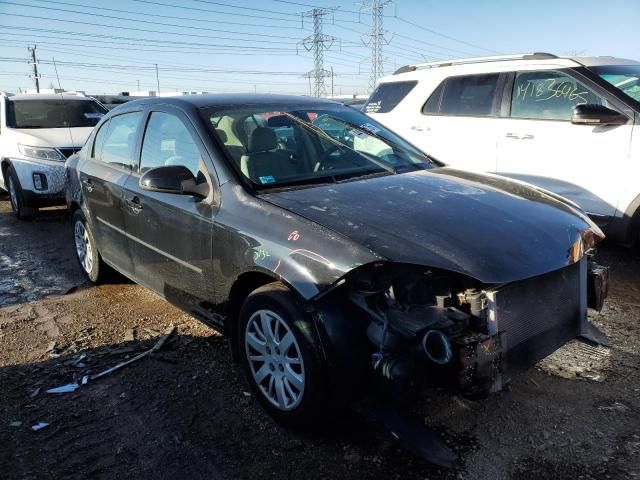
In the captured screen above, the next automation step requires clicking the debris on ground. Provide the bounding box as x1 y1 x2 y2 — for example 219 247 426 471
46 383 80 394
31 422 49 431
124 328 136 342
91 325 175 380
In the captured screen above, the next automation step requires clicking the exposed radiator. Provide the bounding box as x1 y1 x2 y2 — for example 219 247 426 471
486 260 583 381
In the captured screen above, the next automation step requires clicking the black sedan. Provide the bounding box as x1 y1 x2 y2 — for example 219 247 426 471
66 94 608 464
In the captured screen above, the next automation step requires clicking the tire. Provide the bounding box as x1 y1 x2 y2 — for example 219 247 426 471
72 209 104 283
237 282 329 427
632 222 640 257
6 165 37 220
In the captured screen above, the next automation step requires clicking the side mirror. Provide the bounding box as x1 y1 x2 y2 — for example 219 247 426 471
140 165 206 197
571 104 628 126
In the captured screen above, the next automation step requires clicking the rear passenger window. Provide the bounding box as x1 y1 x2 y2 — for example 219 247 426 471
510 71 605 121
365 81 418 113
440 74 500 116
140 112 202 178
422 81 445 114
100 112 142 170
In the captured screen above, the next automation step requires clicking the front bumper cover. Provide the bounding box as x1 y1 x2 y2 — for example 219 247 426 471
6 157 66 198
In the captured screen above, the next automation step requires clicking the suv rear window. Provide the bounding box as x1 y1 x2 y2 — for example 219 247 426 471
364 81 418 113
439 74 500 117
7 99 107 129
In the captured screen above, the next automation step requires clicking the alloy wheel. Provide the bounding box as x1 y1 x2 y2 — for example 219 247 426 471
74 220 93 274
245 309 305 411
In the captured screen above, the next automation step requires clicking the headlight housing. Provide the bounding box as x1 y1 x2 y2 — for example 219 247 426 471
18 144 66 161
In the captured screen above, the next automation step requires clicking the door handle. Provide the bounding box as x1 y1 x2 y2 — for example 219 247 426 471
505 133 535 140
81 177 94 193
411 125 430 132
125 196 143 213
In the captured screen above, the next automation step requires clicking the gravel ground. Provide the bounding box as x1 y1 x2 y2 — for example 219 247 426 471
0 197 639 480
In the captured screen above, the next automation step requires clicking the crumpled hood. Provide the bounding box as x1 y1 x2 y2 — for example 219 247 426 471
12 127 93 149
261 168 599 284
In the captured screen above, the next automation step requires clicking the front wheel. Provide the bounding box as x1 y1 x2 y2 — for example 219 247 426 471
6 165 36 220
238 282 329 427
72 210 105 283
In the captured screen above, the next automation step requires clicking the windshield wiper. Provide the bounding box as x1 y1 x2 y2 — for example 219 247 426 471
335 170 394 183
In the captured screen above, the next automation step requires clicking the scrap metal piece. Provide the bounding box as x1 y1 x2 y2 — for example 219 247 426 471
31 422 49 431
46 383 80 394
91 324 175 380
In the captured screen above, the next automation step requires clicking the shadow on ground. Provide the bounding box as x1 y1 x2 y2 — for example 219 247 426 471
0 332 455 480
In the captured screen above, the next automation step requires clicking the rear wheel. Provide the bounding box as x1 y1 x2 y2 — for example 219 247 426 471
6 166 36 220
72 209 104 283
632 223 640 257
238 282 329 427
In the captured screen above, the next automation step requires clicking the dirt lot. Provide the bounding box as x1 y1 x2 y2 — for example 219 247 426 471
1 196 639 480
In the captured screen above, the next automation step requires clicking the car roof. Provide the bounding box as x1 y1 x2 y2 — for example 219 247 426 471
384 53 640 83
569 56 640 67
7 94 93 101
122 93 343 110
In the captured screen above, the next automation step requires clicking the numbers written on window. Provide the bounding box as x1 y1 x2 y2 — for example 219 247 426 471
94 112 143 170
511 71 605 121
140 112 202 178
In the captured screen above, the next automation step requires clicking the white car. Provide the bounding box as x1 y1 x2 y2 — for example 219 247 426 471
0 92 107 219
365 53 640 246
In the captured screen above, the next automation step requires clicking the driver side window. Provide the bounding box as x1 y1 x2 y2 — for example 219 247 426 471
511 70 605 121
140 112 202 177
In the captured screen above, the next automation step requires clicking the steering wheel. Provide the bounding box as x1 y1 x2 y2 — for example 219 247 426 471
315 145 343 172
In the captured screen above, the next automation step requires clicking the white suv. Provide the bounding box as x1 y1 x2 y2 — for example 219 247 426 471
365 53 640 245
0 92 107 219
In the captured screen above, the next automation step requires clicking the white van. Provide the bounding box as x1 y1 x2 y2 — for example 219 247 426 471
365 53 640 245
0 92 107 219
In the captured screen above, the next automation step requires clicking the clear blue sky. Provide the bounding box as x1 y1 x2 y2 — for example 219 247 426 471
0 0 637 96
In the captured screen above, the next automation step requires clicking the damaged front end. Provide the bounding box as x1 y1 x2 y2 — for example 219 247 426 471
317 256 608 398
311 253 609 465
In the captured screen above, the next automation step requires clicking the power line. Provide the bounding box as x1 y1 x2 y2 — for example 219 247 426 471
25 0 306 29
393 16 500 54
274 0 362 15
0 25 299 52
0 7 301 42
0 36 300 58
192 0 298 17
0 56 365 77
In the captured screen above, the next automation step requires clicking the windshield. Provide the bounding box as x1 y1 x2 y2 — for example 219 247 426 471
202 104 432 189
590 65 640 103
7 99 108 129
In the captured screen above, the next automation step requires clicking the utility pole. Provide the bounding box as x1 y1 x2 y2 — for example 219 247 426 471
155 63 160 95
331 66 334 98
137 79 140 91
300 7 336 98
360 0 394 93
52 57 62 90
28 45 41 93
